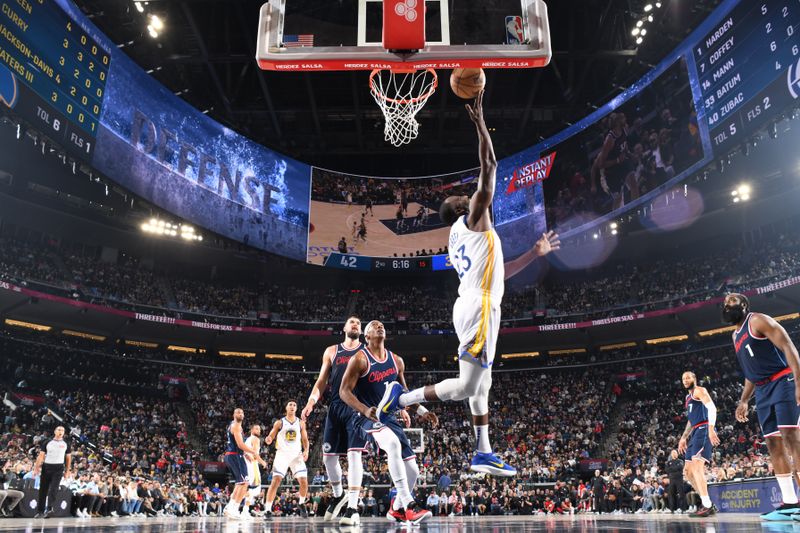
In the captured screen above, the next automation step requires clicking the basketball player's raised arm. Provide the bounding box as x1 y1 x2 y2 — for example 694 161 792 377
465 91 497 231
752 313 800 404
300 420 310 461
233 422 256 455
265 420 281 446
503 231 561 280
339 351 377 421
302 346 335 420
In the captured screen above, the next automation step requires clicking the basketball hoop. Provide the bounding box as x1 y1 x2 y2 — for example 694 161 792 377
369 68 438 147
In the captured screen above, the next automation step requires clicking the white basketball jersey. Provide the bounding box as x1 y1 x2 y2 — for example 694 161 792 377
245 435 260 463
448 215 504 301
276 417 302 455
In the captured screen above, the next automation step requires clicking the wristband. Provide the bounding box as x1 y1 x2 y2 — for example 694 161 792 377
308 391 319 404
416 405 429 416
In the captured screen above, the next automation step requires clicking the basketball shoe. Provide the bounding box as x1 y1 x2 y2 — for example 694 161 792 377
376 381 405 423
470 451 517 477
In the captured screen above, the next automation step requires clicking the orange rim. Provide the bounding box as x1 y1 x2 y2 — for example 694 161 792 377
369 68 438 106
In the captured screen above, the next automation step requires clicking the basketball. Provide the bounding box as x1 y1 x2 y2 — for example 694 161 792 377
450 68 486 100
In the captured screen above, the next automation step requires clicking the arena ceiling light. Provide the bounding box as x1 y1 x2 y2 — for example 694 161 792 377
141 218 203 241
731 184 751 203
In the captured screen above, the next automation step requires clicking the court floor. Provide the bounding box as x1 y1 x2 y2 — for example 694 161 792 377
0 514 790 532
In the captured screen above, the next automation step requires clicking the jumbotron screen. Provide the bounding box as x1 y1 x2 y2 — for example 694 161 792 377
0 0 797 270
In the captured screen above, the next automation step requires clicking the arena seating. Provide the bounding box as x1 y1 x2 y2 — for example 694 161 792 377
1 229 798 329
4 322 796 517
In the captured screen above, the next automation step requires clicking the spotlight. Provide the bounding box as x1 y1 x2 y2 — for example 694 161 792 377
610 222 618 230
134 1 144 13
636 20 644 27
147 25 158 38
648 15 653 22
632 28 640 36
149 14 164 31
593 233 599 240
16 123 21 139
640 29 647 36
716 158 725 173
611 229 618 235
636 37 643 45
737 184 751 196
655 2 661 7
644 4 653 12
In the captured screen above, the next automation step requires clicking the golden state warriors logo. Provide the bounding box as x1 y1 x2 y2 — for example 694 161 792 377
285 429 297 442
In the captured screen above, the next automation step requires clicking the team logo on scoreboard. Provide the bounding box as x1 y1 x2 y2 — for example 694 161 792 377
504 152 557 195
0 66 18 109
789 58 800 100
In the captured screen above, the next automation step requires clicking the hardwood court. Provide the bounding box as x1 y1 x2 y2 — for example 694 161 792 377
0 513 777 532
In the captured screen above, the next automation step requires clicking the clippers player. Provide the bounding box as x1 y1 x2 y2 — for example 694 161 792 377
677 371 719 517
726 293 800 521
243 425 267 515
301 316 367 522
339 320 437 525
592 112 632 209
263 401 309 518
223 408 258 520
377 91 559 476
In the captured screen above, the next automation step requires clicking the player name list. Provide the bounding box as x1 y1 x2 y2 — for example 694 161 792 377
0 0 111 142
694 0 799 152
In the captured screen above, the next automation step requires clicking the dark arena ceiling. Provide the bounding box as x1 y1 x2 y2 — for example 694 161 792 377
72 0 722 174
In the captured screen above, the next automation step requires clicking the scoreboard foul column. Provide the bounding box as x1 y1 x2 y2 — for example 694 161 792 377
696 0 800 154
0 0 111 158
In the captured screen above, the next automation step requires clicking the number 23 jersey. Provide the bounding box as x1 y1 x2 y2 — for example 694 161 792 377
449 215 505 301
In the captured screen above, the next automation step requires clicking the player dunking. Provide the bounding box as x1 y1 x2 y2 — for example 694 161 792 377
726 293 800 521
301 316 368 523
243 424 267 516
677 371 719 517
377 91 559 476
223 408 258 520
263 401 310 518
340 320 437 525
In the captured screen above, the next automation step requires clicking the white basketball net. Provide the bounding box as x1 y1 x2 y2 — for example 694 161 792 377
369 68 438 147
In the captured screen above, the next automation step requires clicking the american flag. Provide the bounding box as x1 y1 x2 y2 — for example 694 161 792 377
283 34 314 47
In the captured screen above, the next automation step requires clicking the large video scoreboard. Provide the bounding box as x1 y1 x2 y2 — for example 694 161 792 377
0 0 110 158
698 0 800 153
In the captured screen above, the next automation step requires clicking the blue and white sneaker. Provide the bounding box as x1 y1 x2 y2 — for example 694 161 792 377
469 452 517 477
762 503 800 521
376 381 404 423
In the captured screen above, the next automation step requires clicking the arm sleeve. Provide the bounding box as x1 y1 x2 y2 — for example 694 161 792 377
703 400 717 427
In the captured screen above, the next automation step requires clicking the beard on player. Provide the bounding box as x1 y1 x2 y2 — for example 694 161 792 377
721 293 749 325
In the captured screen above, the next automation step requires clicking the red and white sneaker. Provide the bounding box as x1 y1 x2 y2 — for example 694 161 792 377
403 502 432 525
386 498 405 522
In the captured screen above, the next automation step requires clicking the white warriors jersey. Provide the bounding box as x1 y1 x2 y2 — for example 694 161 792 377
449 215 505 301
276 417 302 455
244 435 260 463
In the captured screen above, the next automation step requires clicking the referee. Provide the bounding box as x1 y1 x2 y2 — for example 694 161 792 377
32 426 72 518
